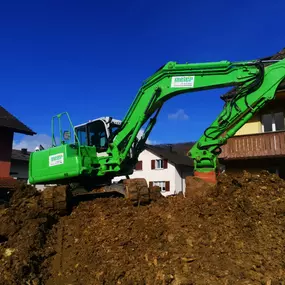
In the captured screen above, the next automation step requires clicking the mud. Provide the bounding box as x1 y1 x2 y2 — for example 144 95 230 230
1 171 285 284
0 183 62 285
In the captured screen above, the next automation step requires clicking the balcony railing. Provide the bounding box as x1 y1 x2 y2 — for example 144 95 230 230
219 131 285 160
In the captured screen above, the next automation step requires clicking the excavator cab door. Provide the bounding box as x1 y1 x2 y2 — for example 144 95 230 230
87 120 108 152
74 119 109 153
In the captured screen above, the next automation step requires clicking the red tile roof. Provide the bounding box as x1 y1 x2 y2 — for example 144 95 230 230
146 142 195 167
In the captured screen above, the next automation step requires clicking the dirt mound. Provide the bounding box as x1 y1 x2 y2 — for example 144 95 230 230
43 171 285 285
1 171 285 284
0 184 62 285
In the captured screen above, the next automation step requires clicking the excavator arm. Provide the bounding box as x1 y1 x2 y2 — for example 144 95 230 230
104 58 285 182
189 59 285 182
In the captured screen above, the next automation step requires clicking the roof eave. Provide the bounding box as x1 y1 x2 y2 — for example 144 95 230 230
145 146 194 167
0 105 36 135
2 126 36 136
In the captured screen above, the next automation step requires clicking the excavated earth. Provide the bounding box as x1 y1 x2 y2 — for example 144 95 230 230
1 171 285 284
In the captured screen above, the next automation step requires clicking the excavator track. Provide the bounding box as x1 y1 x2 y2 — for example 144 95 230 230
122 178 151 205
39 185 71 215
38 178 161 213
90 178 152 205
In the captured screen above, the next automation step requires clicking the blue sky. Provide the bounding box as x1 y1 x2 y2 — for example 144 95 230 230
1 0 284 150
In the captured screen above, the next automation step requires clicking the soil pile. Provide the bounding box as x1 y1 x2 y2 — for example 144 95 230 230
44 171 285 285
0 183 62 285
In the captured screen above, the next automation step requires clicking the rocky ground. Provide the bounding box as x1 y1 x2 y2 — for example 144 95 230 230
1 171 285 284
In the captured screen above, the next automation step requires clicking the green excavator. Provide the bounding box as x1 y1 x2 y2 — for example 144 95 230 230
28 57 285 210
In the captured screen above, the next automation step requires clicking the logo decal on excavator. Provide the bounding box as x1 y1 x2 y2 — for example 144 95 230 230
49 153 64 167
171 76 195 88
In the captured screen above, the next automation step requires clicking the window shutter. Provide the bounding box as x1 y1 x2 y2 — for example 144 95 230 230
165 181 170 191
163 159 168 169
135 161 142 170
151 160 155 169
149 181 153 188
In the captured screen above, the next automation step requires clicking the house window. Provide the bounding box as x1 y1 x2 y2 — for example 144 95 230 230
151 159 168 169
156 159 163 169
135 160 143 171
261 112 285 132
151 181 170 192
275 112 285 131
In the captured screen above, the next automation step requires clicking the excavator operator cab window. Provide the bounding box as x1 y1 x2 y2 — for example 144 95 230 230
76 126 88 146
87 120 108 152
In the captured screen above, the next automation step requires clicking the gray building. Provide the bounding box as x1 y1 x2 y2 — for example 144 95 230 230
10 148 30 182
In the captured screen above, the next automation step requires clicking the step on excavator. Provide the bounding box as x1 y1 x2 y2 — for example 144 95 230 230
28 57 285 212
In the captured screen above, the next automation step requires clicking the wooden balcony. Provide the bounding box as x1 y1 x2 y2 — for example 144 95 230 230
219 131 285 160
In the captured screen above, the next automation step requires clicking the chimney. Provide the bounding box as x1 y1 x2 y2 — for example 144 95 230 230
21 148 28 154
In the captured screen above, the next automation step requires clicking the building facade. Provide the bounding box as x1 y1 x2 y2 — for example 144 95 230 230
219 48 285 177
10 149 30 182
0 105 35 191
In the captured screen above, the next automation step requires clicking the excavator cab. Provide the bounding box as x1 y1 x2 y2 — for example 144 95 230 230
74 117 121 153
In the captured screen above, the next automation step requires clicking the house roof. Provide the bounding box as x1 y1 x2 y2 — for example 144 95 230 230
0 105 36 135
11 149 31 162
221 47 285 101
145 142 195 167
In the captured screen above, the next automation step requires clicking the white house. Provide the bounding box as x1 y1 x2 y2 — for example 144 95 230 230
112 143 194 196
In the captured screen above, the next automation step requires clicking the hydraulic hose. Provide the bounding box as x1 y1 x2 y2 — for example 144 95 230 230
200 61 265 151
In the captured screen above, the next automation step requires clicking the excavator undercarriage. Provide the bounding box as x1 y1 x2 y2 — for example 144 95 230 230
36 178 162 214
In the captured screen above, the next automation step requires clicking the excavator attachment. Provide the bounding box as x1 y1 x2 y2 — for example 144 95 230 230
193 171 217 184
185 175 215 199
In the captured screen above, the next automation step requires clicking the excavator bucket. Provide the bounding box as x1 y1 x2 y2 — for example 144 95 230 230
185 174 216 200
194 171 217 184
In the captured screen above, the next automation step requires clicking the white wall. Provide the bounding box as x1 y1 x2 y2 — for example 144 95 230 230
180 168 194 195
112 149 186 196
175 168 183 194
